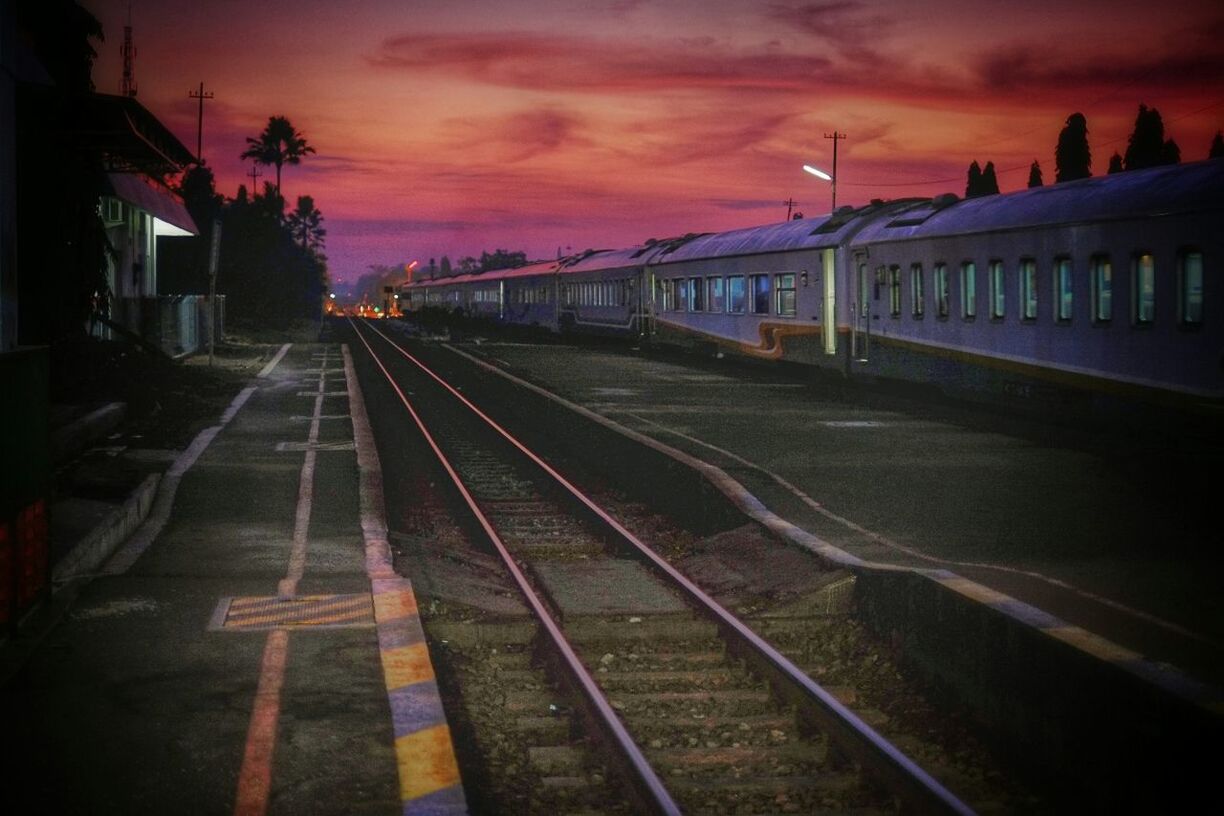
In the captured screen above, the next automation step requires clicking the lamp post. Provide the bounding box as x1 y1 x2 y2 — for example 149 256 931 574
802 164 834 213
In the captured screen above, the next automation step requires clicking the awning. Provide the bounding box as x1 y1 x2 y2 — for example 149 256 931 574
106 173 199 235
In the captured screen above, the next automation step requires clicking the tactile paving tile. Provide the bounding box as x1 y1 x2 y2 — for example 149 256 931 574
212 593 375 630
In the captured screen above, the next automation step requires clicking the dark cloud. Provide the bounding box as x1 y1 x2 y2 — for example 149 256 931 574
766 1 894 53
369 31 836 94
974 17 1224 95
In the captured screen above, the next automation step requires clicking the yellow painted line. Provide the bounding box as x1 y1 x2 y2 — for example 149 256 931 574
1044 626 1144 663
936 575 1013 605
382 642 436 691
374 590 418 622
395 724 462 801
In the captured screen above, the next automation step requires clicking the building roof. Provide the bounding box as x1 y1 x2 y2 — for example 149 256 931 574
105 173 198 235
82 93 197 176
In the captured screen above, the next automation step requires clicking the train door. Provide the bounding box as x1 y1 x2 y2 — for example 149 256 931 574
852 253 870 361
821 248 837 355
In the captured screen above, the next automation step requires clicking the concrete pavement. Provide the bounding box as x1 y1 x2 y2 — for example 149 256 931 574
1 341 464 815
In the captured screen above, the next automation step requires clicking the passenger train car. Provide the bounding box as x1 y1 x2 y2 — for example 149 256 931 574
402 159 1223 415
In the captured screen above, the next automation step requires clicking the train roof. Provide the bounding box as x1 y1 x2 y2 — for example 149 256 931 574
562 245 664 272
853 159 1224 244
405 258 563 288
647 200 919 265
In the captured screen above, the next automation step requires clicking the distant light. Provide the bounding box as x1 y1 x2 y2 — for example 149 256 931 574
803 164 833 181
329 293 336 299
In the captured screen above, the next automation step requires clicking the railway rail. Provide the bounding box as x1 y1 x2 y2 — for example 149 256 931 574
348 317 975 815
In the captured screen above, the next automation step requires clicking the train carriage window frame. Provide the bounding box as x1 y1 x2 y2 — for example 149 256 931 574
1177 248 1203 327
888 265 902 317
707 276 725 313
1020 258 1038 322
934 263 949 320
1091 255 1112 324
989 260 1006 320
750 274 771 315
690 277 704 312
1132 252 1156 326
910 263 925 318
960 261 977 320
774 273 797 317
727 275 746 314
676 278 689 312
1054 257 1073 324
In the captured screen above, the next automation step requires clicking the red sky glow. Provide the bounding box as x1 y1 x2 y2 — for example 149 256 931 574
83 0 1224 284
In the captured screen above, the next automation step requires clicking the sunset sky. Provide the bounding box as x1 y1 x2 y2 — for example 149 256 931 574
82 0 1224 284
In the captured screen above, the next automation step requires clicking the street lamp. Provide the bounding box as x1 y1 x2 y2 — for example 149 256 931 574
802 164 835 213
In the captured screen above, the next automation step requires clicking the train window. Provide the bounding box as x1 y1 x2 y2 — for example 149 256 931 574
888 266 902 317
728 275 746 313
676 278 689 312
751 274 771 314
690 277 704 311
1091 256 1112 322
660 279 673 311
990 260 1006 319
1020 259 1038 321
1054 257 1073 322
775 273 796 317
1178 250 1203 326
707 277 725 312
1133 253 1156 325
960 262 977 319
911 264 925 318
934 263 949 319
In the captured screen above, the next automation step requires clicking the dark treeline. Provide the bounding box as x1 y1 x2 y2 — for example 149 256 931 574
162 112 326 329
967 104 1222 198
165 164 328 329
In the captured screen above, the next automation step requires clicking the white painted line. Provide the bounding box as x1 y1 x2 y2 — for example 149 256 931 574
278 349 329 599
257 343 292 378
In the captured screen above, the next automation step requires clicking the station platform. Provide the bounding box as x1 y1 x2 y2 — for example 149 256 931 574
434 336 1224 691
0 343 464 815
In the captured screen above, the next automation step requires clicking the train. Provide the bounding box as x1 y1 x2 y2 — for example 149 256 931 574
401 159 1223 419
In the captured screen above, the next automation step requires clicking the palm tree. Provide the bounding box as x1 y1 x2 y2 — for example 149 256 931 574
287 195 326 253
240 116 315 197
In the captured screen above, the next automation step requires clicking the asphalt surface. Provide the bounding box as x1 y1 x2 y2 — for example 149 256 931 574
416 332 1224 689
1 343 401 814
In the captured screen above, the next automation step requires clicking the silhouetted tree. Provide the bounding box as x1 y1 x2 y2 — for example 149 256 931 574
216 181 327 328
1027 160 1043 188
241 115 315 197
287 195 326 254
439 256 452 276
1055 112 1091 182
1160 138 1181 166
1211 131 1224 159
1107 152 1124 174
980 162 1000 195
161 163 225 293
965 160 983 197
1123 105 1179 171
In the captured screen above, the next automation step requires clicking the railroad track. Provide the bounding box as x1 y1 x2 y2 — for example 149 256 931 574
350 317 974 815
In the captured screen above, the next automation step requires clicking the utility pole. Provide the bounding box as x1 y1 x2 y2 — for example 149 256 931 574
823 131 846 211
188 81 214 163
247 163 263 189
784 197 799 220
